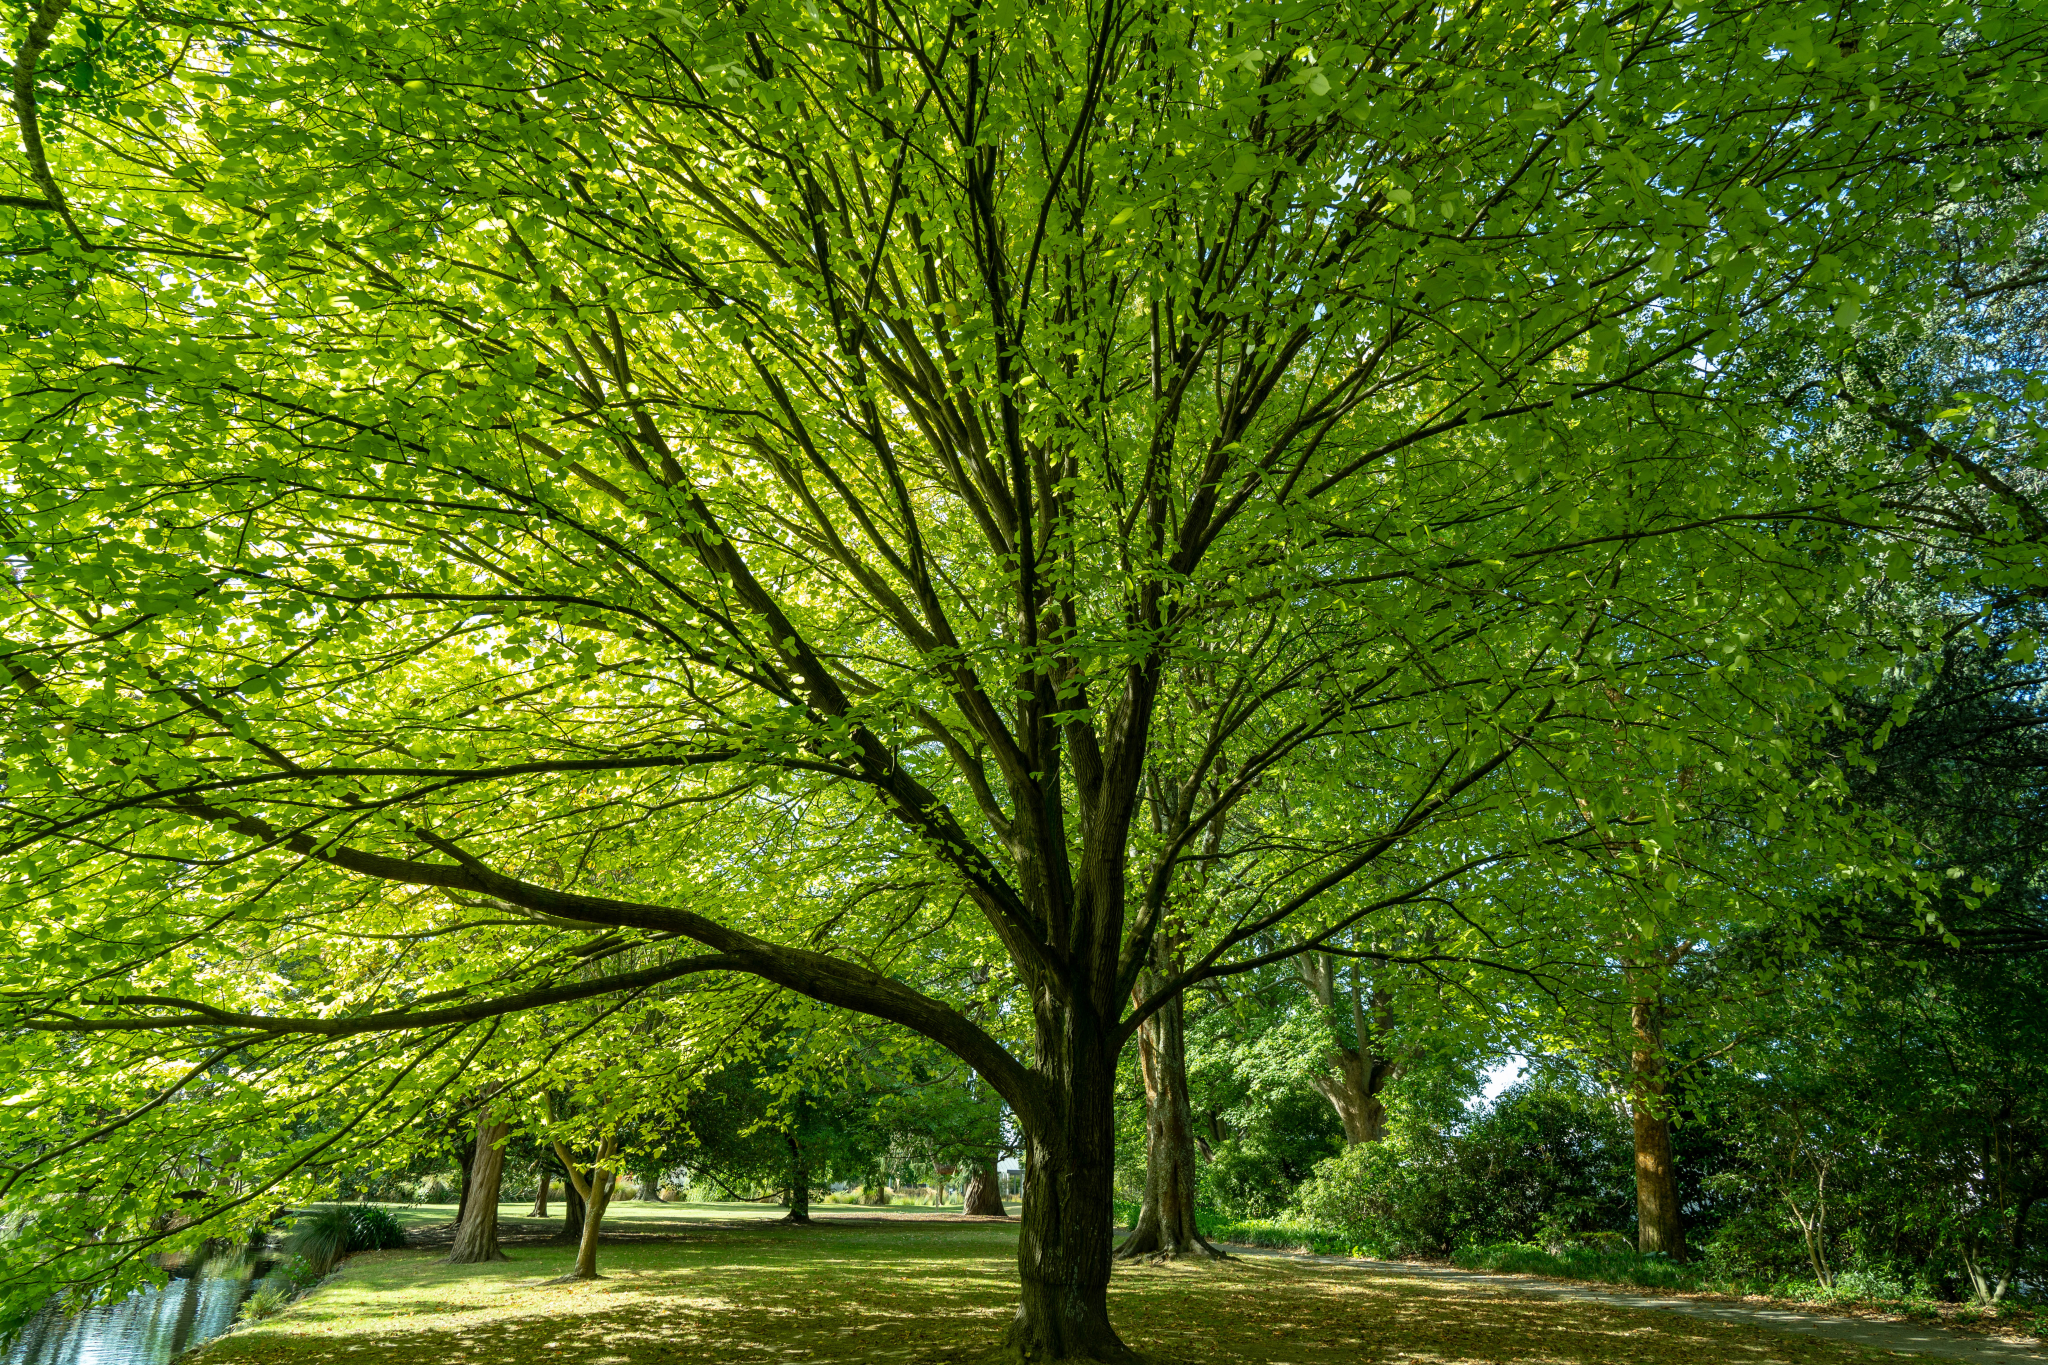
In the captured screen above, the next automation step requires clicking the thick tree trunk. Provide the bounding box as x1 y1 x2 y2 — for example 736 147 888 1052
1630 1000 1686 1259
964 1155 1008 1216
529 1170 549 1218
1116 987 1218 1260
1310 1049 1393 1144
1299 955 1398 1144
1003 1018 1135 1363
449 1113 511 1263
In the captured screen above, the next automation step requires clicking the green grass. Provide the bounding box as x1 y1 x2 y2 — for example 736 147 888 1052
1450 1242 1708 1291
1194 1212 1370 1258
194 1215 1914 1364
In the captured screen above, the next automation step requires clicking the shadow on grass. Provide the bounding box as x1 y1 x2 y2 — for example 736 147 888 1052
199 1223 1901 1365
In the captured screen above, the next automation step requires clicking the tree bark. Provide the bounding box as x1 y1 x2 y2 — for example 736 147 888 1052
1299 955 1398 1144
777 1133 813 1226
553 1137 617 1279
453 1129 479 1225
562 1166 585 1243
1002 1013 1135 1363
1115 984 1217 1260
449 1110 511 1263
1630 999 1686 1259
529 1170 549 1219
964 1154 1007 1216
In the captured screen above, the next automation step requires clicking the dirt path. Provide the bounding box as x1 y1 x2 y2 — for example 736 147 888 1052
1222 1244 2046 1363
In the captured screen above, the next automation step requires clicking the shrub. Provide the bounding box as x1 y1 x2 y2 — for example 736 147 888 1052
1285 1082 1635 1254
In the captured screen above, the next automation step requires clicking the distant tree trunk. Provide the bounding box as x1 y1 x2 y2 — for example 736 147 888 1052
449 1110 511 1263
777 1133 813 1225
529 1170 550 1219
1630 999 1686 1259
1115 977 1219 1260
963 1155 1007 1216
1299 955 1399 1144
553 1137 617 1279
562 1167 585 1243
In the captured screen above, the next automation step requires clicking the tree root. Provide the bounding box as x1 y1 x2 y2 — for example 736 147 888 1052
1112 1228 1229 1261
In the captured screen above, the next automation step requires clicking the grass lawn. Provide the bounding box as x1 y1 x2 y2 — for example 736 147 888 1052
198 1209 1910 1365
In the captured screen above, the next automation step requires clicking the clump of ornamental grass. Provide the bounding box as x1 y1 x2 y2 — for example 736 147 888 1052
281 1205 409 1277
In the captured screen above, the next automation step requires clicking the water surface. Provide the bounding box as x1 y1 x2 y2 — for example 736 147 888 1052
4 1265 270 1365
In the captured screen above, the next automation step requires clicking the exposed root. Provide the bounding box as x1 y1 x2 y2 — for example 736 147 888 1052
1113 1227 1229 1262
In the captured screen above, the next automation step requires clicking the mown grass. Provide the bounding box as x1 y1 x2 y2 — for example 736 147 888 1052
192 1214 1913 1364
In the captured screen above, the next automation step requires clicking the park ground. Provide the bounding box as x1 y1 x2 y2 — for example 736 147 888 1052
184 1201 1957 1365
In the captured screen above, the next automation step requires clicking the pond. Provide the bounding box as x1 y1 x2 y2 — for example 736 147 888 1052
4 1260 276 1365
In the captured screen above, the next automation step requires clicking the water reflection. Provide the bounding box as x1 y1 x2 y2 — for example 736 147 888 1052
4 1261 274 1365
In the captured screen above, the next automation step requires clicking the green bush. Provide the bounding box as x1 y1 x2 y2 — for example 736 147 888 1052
1284 1082 1635 1255
1195 1086 1345 1220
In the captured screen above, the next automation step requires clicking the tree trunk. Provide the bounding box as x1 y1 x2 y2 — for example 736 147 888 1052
1115 986 1217 1260
964 1155 1007 1216
449 1112 511 1263
562 1167 585 1243
553 1138 616 1279
529 1170 549 1219
1310 1049 1394 1144
777 1134 813 1226
1630 1000 1686 1259
571 1170 614 1279
453 1130 479 1225
1299 955 1398 1144
1002 1016 1135 1363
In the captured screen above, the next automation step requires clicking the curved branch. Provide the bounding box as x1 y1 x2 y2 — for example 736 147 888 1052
8 0 92 248
16 953 741 1036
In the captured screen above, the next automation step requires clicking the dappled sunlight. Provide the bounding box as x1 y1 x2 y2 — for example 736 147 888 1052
190 1223 1902 1365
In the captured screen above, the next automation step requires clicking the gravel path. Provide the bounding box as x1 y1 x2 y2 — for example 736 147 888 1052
1221 1244 2046 1363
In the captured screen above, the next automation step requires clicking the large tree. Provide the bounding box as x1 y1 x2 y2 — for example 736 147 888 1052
3 0 2043 1355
